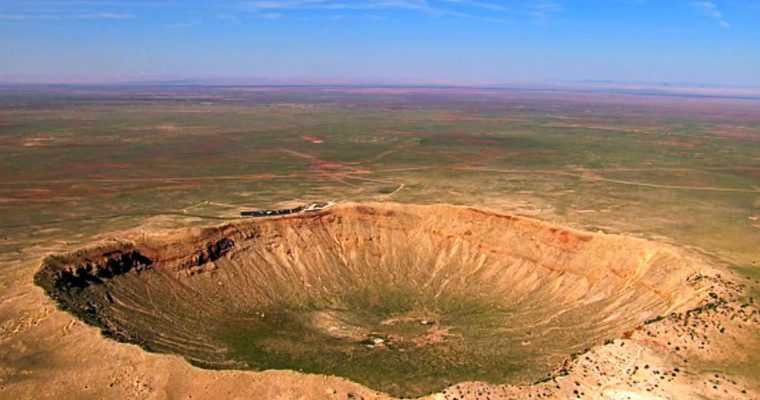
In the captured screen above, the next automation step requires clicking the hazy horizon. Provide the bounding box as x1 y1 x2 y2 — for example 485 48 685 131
1 1 759 86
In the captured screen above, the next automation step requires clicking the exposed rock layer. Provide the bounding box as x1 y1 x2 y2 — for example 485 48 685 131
35 203 717 397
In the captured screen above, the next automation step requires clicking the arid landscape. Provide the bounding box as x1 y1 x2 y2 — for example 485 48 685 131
1 85 759 399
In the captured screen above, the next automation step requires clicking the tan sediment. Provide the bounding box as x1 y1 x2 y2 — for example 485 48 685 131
32 203 759 399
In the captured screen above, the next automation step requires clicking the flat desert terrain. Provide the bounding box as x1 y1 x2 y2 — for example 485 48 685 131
1 85 758 399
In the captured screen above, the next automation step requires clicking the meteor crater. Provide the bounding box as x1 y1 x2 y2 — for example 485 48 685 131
35 203 709 397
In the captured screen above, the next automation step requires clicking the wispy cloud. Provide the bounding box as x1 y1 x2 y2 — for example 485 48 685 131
0 1 177 7
227 0 522 22
524 0 563 19
0 12 134 20
79 12 134 19
234 1 438 13
694 1 730 27
0 1 563 24
163 19 201 29
439 0 507 12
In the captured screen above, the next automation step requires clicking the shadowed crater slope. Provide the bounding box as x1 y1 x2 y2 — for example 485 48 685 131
35 203 708 397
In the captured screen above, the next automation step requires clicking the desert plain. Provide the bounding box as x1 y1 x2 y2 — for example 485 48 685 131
0 84 759 399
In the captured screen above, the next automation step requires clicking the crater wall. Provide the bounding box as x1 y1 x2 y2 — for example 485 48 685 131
35 203 713 396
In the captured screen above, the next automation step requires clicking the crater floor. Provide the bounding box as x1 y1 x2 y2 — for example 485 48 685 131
35 203 721 397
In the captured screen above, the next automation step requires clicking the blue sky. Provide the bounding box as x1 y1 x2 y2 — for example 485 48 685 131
0 1 759 85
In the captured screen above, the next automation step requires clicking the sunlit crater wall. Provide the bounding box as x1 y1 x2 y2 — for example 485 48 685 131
35 203 709 396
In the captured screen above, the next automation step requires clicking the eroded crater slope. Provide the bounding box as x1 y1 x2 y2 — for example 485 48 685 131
35 203 710 397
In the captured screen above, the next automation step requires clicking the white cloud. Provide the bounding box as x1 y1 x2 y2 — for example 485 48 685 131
0 0 561 24
524 0 563 19
438 0 507 12
77 12 134 19
694 1 730 28
229 0 525 22
227 0 482 22
164 19 201 29
0 12 134 20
